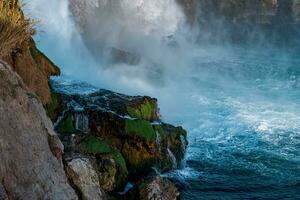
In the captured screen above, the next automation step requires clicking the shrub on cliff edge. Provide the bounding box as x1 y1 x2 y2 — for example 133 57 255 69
0 0 35 58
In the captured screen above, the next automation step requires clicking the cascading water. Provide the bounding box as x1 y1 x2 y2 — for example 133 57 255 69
156 132 162 153
167 148 178 169
75 113 89 133
26 0 300 199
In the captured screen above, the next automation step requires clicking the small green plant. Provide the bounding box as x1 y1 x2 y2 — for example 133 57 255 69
0 0 35 58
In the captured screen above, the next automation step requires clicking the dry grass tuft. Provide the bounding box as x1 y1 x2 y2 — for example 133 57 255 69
0 0 35 58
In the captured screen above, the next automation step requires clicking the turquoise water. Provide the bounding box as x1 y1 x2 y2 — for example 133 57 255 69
159 47 300 199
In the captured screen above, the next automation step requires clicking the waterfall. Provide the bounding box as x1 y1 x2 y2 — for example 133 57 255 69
167 148 177 169
180 135 186 154
53 110 68 130
75 113 89 133
155 132 161 153
179 135 187 168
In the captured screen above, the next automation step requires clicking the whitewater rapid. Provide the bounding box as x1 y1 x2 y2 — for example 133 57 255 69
26 0 300 199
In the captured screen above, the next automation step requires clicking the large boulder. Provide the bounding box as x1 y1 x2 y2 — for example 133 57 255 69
65 155 107 200
0 61 77 199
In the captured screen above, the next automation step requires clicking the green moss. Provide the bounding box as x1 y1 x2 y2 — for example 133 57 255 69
112 149 128 186
81 137 128 187
125 119 156 141
57 115 75 133
140 100 156 119
127 100 156 120
45 92 59 121
153 125 165 139
112 150 127 172
127 106 142 119
84 137 112 154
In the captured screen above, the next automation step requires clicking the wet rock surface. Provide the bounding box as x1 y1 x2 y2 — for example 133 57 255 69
49 79 188 197
137 176 179 200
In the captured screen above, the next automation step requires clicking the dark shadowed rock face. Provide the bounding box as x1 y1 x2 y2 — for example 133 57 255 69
192 0 300 45
176 0 198 24
0 61 77 200
49 79 188 193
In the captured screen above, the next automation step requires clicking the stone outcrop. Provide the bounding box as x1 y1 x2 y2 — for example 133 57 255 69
49 79 188 194
0 61 77 199
137 176 179 200
65 155 107 200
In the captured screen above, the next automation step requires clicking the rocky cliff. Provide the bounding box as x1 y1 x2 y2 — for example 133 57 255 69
0 0 60 105
5 39 61 105
0 61 77 199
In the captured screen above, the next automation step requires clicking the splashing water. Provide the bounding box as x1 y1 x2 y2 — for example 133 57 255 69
26 0 300 199
167 148 178 169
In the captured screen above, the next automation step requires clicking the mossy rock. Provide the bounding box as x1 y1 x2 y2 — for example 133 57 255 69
125 119 156 141
112 149 128 186
127 99 157 121
82 137 112 154
80 136 128 190
57 115 75 134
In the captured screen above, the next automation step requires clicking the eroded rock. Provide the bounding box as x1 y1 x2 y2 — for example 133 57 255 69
65 155 106 200
0 61 77 199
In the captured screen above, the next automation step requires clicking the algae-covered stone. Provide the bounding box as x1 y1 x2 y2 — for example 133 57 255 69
126 98 158 121
79 136 128 191
125 119 156 141
51 81 188 196
82 137 112 154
